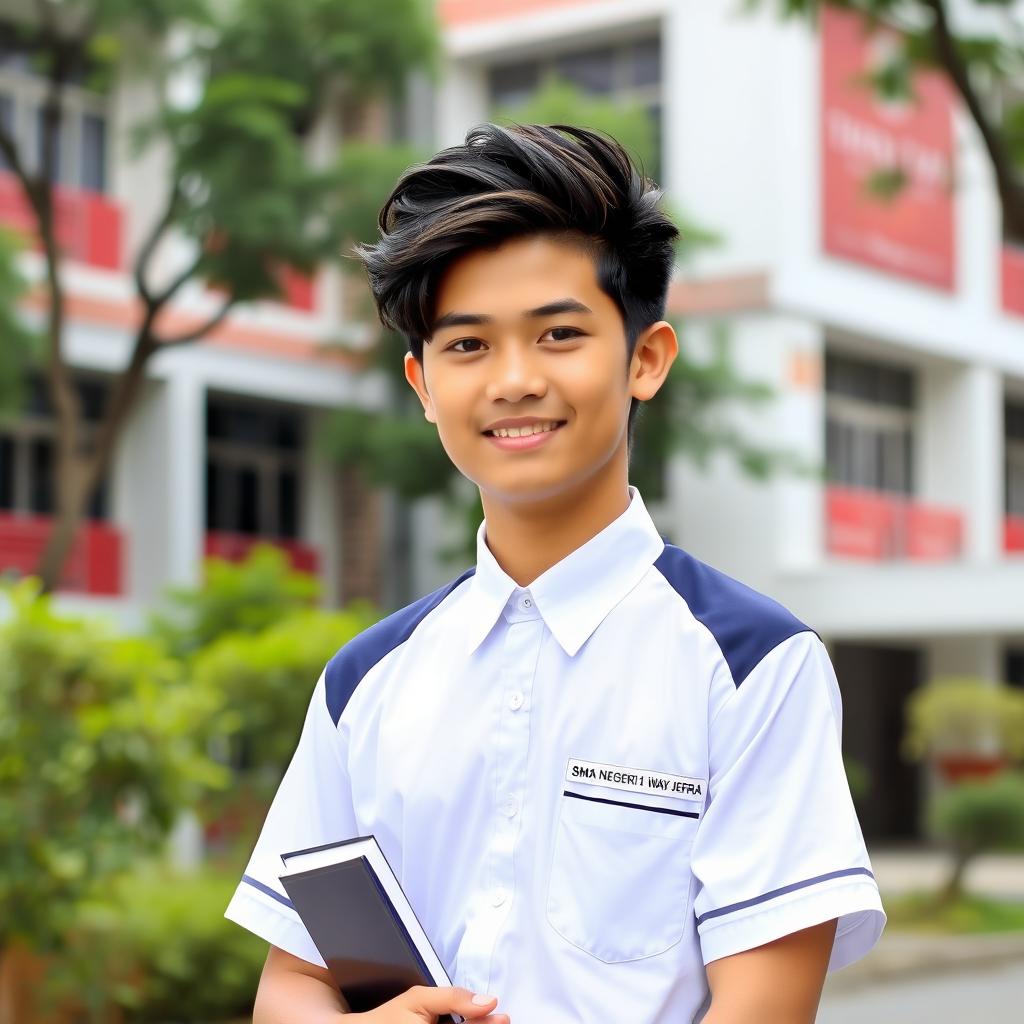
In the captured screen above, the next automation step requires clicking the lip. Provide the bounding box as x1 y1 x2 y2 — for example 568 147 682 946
484 421 566 451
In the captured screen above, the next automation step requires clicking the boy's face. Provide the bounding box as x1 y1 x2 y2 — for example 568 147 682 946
405 234 676 508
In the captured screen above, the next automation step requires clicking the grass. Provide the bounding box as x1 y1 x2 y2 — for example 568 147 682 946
883 890 1024 934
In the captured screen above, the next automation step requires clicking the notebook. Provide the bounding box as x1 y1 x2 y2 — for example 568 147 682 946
279 835 463 1024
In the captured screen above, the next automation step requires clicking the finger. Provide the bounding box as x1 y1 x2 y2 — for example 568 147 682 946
401 985 500 1018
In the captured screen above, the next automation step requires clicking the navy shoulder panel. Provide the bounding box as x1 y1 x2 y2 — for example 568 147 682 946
325 567 475 725
653 544 814 688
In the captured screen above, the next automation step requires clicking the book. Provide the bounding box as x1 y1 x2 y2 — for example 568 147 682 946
279 835 463 1024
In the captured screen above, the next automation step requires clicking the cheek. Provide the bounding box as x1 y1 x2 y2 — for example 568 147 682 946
560 356 630 427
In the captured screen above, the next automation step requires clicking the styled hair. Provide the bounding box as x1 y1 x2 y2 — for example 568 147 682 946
353 122 679 429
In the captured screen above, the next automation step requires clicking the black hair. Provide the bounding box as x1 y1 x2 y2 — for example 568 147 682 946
353 122 679 433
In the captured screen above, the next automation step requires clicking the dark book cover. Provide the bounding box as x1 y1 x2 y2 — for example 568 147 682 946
279 852 459 1023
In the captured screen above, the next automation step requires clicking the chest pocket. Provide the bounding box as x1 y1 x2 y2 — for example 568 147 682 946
545 789 699 963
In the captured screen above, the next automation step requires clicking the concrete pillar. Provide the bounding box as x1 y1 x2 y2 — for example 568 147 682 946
304 409 340 608
165 371 205 588
918 362 1002 564
773 318 826 572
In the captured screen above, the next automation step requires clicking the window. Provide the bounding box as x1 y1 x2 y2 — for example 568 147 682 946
1007 648 1024 691
488 35 663 178
206 397 304 539
1007 401 1024 518
825 352 915 494
0 22 109 193
0 374 109 519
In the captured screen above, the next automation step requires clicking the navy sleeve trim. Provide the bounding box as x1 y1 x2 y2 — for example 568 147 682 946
325 568 475 725
695 867 875 926
242 873 295 910
653 544 816 688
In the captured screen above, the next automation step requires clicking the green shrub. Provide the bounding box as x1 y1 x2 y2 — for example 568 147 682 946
190 604 378 853
57 865 267 1024
929 771 1024 901
150 544 322 658
903 677 1024 762
0 579 228 956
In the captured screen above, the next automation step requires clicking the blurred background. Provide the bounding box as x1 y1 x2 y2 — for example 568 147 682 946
0 0 1023 1021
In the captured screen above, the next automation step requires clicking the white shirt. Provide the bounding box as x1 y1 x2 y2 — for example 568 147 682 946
225 486 885 1023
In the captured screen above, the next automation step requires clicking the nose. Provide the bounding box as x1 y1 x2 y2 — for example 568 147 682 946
484 343 548 405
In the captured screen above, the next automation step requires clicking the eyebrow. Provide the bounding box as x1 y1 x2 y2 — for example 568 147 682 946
429 297 593 335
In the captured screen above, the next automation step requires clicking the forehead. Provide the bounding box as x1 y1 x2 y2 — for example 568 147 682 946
432 235 613 321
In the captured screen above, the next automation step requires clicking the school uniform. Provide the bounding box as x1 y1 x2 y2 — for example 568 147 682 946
225 486 885 1023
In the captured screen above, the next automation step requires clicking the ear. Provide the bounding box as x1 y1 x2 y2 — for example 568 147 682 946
404 351 437 423
629 321 679 402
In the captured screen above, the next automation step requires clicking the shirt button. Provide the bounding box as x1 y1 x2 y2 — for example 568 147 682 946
508 691 524 711
491 887 507 907
502 796 519 818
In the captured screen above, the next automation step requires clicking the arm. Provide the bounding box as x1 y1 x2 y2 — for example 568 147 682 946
253 946 510 1024
702 918 837 1024
254 946 352 1024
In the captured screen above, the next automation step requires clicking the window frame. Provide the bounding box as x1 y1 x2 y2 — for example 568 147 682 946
0 66 110 192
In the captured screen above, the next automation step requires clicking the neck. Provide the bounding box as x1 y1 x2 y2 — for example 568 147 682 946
479 455 631 587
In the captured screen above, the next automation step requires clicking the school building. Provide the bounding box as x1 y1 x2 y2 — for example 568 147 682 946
419 0 1024 842
1 1 1022 842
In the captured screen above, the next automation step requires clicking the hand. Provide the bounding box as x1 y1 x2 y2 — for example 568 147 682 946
348 985 510 1024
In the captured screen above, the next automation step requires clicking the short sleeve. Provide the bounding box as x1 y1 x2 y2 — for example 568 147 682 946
690 632 885 971
224 669 358 966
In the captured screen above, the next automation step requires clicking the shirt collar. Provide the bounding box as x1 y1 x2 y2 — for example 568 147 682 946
463 486 666 658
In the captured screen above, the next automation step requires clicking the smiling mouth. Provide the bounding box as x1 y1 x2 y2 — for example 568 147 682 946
482 420 567 439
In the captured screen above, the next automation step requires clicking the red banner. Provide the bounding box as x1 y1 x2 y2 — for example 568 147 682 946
825 486 963 562
1002 244 1024 318
0 513 124 594
821 8 955 289
0 171 123 270
1006 516 1024 554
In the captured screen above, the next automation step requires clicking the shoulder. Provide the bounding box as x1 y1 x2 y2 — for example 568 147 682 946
652 543 815 689
324 567 476 725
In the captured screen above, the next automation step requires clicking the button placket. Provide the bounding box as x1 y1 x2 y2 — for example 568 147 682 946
453 612 541 993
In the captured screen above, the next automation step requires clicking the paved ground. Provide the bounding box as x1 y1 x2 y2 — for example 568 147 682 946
870 847 1024 901
819 960 1024 1023
816 846 1024 1017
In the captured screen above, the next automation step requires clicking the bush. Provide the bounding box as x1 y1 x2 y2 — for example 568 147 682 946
0 579 228 956
903 677 1024 762
150 544 321 658
56 865 267 1024
190 604 378 853
929 771 1024 901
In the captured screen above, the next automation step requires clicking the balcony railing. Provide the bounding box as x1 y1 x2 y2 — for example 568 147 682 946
0 170 122 270
1006 516 1024 554
0 512 124 594
204 531 320 575
825 485 964 562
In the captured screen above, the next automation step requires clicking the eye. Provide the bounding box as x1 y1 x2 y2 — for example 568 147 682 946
447 337 486 354
543 327 584 343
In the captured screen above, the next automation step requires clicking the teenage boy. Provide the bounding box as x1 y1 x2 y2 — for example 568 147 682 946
226 123 885 1024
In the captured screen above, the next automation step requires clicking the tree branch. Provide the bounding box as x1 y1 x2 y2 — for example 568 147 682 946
922 0 1024 239
151 297 235 347
152 250 204 308
134 185 182 307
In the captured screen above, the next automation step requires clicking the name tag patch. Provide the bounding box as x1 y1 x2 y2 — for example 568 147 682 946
565 758 705 803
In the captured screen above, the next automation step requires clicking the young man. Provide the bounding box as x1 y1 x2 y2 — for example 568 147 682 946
226 123 885 1024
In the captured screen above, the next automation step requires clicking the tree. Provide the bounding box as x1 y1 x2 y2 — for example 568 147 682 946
751 0 1024 242
0 230 38 421
318 76 810 567
0 0 439 592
